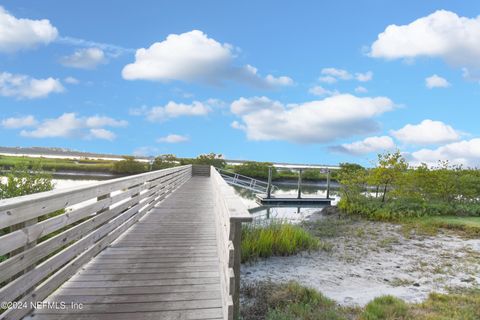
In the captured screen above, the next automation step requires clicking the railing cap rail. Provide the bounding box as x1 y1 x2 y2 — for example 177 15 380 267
0 165 191 210
212 167 252 222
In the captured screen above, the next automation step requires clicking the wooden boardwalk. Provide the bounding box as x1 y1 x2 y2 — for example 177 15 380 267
30 177 223 320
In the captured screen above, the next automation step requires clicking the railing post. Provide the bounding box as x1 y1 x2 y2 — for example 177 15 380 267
326 169 331 199
267 167 272 199
232 220 242 319
297 169 302 199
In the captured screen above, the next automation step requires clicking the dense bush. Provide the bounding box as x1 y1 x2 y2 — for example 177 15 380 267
179 153 226 168
337 151 480 220
112 156 147 174
151 154 179 170
234 162 276 179
0 163 54 199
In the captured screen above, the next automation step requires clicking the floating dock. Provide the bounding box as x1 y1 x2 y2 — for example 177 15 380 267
256 194 333 206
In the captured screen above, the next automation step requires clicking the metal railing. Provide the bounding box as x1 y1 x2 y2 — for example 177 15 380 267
215 168 276 194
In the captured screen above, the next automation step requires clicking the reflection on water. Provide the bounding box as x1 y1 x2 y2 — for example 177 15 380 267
232 184 340 223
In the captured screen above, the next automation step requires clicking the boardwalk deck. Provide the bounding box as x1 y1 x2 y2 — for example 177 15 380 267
29 177 223 320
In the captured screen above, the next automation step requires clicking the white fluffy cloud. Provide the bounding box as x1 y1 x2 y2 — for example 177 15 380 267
131 101 212 122
410 138 480 167
331 136 395 155
369 10 480 75
308 85 338 96
157 134 189 143
60 48 106 69
0 72 64 99
319 68 372 83
1 115 37 129
425 74 450 88
18 113 127 140
230 94 395 143
122 30 292 88
391 119 461 145
0 6 58 52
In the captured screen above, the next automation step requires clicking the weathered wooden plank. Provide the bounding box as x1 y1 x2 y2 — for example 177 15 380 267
77 266 217 274
42 284 222 296
46 291 221 304
29 308 223 320
90 258 218 264
34 299 222 314
70 271 220 281
62 277 220 288
86 261 219 269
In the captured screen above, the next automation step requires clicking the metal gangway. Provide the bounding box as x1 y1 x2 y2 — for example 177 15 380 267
215 168 276 194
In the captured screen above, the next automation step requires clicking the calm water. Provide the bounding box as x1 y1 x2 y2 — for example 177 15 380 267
232 184 340 223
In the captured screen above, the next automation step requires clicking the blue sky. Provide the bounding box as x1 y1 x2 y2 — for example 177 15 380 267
1 1 480 166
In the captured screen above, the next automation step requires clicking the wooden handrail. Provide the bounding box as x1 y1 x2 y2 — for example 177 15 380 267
0 165 192 320
210 166 252 320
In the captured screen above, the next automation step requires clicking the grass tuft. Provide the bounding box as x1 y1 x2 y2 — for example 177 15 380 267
241 220 325 263
362 295 409 319
241 281 359 320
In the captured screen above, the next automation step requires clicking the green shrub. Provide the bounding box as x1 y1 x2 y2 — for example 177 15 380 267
234 162 275 179
151 155 178 170
112 156 147 174
0 163 54 199
362 295 409 320
337 151 480 221
241 221 322 262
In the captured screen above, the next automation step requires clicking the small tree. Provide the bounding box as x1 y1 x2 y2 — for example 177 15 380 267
112 156 147 174
370 151 408 203
337 162 367 203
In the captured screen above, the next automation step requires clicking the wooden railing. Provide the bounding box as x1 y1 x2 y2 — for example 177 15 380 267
0 165 192 320
210 166 252 320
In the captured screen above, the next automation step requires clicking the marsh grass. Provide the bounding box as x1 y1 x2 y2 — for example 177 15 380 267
242 281 480 320
241 281 360 320
241 220 325 263
401 216 480 238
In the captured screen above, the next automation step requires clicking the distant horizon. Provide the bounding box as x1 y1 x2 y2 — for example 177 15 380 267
0 145 342 167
